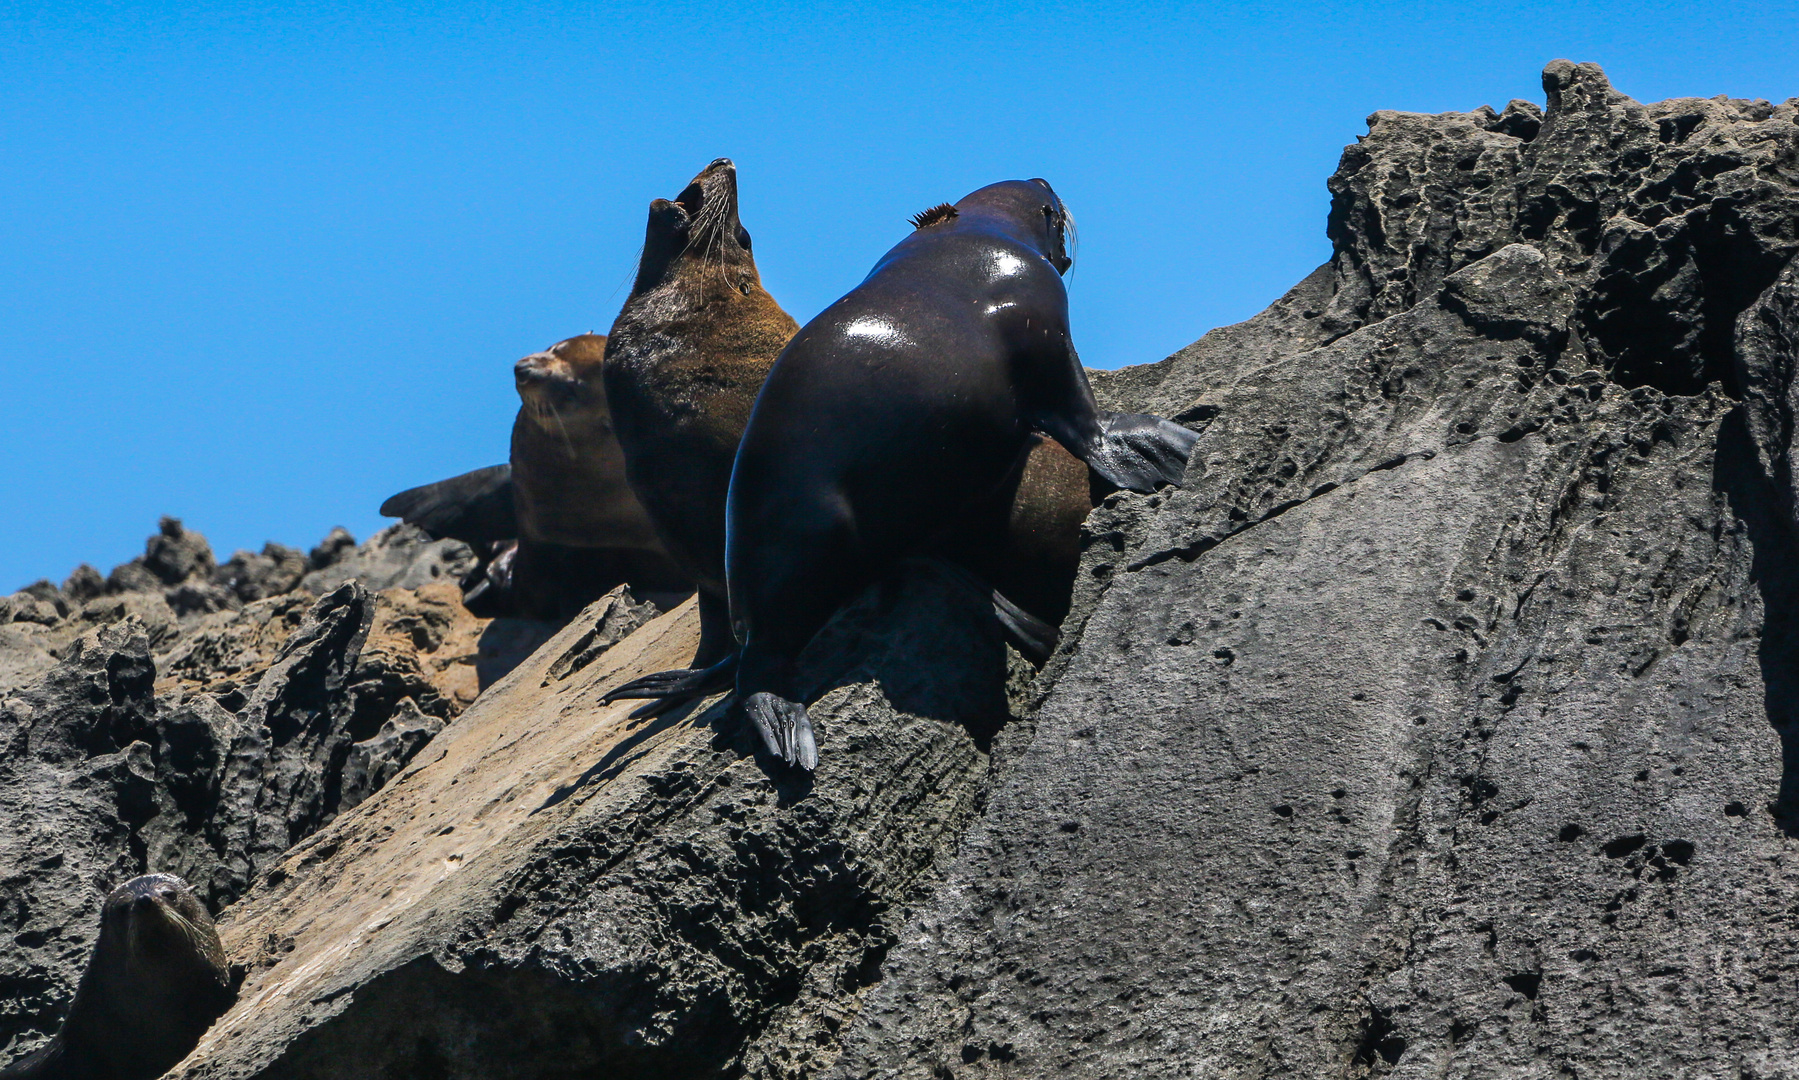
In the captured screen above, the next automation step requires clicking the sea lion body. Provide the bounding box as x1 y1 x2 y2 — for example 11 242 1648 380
954 432 1098 631
0 874 234 1080
508 334 669 555
381 334 690 620
726 179 1199 767
601 159 799 685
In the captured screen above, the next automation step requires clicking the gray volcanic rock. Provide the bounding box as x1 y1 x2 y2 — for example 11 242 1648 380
297 524 477 596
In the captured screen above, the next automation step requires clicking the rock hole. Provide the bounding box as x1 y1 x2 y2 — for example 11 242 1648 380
1725 801 1749 817
1558 823 1585 842
1602 834 1647 858
1501 971 1542 999
1657 114 1704 144
1351 1005 1407 1068
1272 804 1293 818
1661 839 1694 865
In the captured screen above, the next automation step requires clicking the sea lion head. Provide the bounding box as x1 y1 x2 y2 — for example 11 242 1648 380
632 157 761 296
101 874 228 987
514 334 611 432
946 178 1076 275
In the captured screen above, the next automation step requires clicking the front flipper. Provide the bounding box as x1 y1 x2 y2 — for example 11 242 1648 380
1088 412 1201 493
380 463 518 544
602 652 738 704
745 692 818 770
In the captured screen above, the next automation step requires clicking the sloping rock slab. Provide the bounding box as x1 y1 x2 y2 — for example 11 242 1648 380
171 560 1014 1080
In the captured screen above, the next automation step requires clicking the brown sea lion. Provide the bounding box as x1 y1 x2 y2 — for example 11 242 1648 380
725 179 1198 768
597 158 800 710
0 874 235 1080
381 334 690 620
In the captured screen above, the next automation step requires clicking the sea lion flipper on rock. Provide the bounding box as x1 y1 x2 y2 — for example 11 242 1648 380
1032 395 1200 495
990 587 1060 661
1093 411 1202 491
380 463 518 544
601 651 738 704
746 691 817 770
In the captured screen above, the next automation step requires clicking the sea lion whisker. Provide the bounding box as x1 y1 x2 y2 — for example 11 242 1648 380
545 399 577 458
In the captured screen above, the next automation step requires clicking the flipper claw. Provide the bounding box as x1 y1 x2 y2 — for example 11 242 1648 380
602 654 738 704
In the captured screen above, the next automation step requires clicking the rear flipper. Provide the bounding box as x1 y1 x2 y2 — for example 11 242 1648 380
380 463 518 544
602 652 738 705
744 692 818 771
991 589 1059 662
459 540 519 618
1085 412 1201 493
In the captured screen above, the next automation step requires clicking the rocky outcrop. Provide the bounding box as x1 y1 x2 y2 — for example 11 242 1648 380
0 524 495 1067
1 520 478 697
11 58 1799 1080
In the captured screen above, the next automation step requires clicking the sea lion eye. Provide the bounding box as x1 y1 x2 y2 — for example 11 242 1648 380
737 226 752 251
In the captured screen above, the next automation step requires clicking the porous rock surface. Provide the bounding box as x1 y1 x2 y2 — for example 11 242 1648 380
11 58 1799 1080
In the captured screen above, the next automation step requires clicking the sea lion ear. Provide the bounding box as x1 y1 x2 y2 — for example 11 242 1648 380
908 203 959 230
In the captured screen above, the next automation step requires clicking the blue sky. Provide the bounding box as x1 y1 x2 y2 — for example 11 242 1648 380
3 1 1796 590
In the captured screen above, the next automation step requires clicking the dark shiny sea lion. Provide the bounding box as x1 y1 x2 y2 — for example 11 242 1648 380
0 875 235 1080
725 179 1199 768
597 158 800 712
381 334 690 620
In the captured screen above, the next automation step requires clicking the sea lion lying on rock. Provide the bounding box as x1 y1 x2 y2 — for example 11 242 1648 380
0 874 234 1080
381 334 690 620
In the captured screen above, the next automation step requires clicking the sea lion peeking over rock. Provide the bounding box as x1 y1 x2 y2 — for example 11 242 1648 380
381 334 690 621
597 158 801 712
0 874 235 1080
724 178 1199 768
